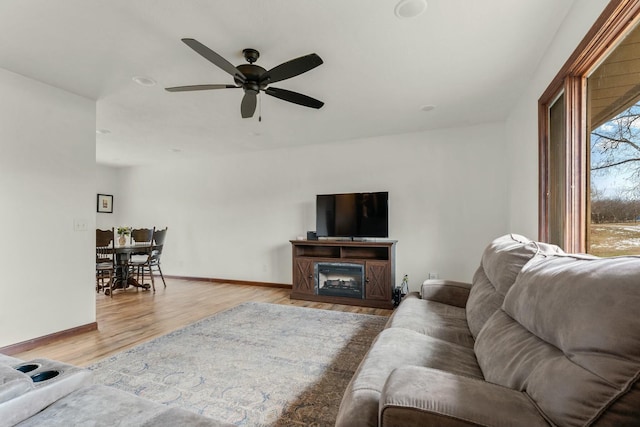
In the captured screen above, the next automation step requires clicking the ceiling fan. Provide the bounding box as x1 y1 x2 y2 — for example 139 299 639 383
166 38 324 119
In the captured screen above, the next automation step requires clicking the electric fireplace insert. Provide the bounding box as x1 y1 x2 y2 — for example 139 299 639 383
315 262 365 299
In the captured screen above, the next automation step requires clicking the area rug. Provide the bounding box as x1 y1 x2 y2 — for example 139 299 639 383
88 302 388 426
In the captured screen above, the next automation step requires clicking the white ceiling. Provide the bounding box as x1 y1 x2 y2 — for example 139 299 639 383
0 0 575 167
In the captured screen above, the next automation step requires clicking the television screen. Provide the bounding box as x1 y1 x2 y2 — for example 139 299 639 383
316 192 388 238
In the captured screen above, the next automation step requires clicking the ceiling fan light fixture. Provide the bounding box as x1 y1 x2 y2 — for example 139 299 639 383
132 76 157 87
395 0 427 19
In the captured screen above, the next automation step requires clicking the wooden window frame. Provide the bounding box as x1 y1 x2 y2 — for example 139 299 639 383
538 0 640 252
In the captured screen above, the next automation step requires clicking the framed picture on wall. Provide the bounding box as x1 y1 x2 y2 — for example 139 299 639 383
97 194 113 213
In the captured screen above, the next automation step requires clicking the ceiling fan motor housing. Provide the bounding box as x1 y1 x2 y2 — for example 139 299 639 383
235 63 268 92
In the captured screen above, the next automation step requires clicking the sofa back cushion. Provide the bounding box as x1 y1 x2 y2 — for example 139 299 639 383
466 234 562 338
475 254 640 426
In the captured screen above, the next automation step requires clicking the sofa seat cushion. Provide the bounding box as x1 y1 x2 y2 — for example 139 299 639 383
385 295 474 348
475 254 640 427
335 328 483 427
16 384 235 427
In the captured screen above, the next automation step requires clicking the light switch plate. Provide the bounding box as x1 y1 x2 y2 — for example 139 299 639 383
73 218 88 231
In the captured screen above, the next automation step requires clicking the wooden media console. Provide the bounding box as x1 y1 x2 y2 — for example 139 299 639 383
290 239 396 309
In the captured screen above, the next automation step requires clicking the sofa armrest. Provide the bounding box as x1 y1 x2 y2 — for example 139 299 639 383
0 359 92 426
420 279 471 308
380 366 549 427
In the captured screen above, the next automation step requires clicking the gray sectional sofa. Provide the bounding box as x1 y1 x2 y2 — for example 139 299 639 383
336 233 640 427
0 353 233 427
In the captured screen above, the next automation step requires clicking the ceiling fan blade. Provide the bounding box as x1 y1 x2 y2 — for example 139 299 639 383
260 53 323 84
264 87 324 109
241 92 257 118
181 38 246 83
165 84 239 92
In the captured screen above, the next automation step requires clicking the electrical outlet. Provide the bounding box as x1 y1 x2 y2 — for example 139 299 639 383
73 218 88 232
428 272 439 280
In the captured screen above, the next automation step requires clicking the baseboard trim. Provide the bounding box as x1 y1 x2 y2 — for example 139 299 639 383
165 275 291 289
0 322 98 356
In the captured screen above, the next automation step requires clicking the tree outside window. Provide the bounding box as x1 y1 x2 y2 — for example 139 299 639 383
589 103 640 256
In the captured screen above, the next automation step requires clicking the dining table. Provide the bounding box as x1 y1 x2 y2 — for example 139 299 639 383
106 243 152 295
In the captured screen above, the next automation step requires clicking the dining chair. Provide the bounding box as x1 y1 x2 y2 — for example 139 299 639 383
128 227 155 291
130 227 154 246
129 227 169 292
149 227 168 288
96 228 115 297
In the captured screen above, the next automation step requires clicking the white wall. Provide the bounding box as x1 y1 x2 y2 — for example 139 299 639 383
96 164 124 230
505 0 609 236
117 122 508 290
0 68 96 347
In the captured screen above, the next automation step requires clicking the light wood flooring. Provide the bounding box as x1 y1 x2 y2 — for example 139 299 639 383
14 279 392 367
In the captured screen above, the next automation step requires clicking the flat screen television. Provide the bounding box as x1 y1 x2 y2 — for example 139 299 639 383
316 192 389 238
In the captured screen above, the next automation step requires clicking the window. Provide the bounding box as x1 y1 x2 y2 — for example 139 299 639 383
588 39 640 255
539 0 640 254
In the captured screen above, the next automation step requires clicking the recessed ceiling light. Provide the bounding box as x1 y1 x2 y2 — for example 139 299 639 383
132 76 157 87
395 0 427 19
96 129 111 135
420 104 436 112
